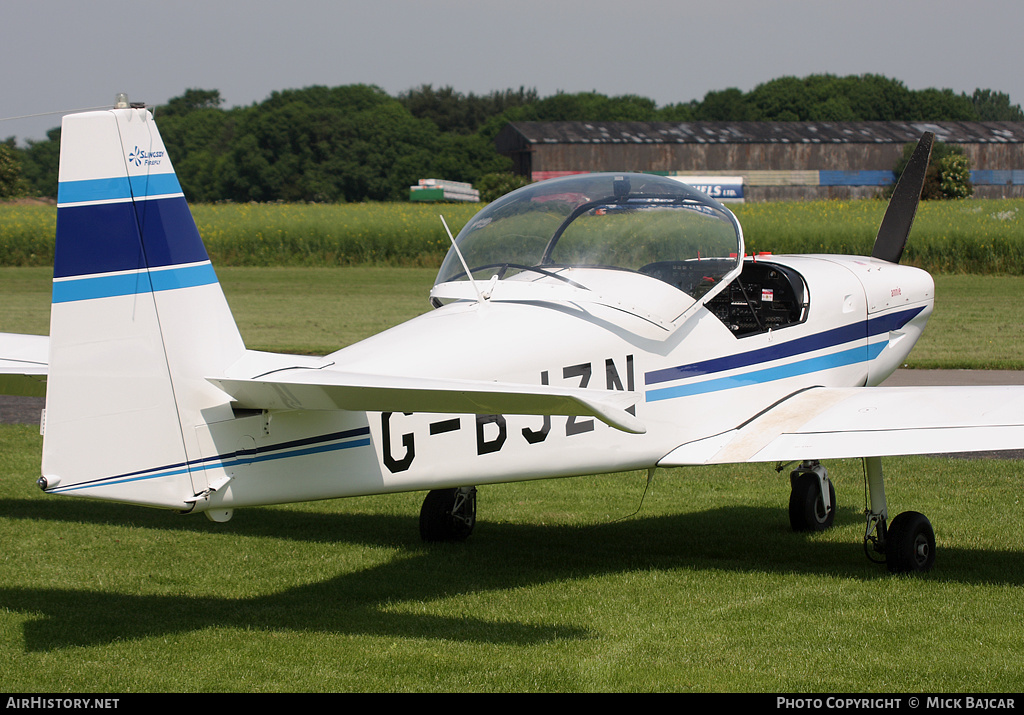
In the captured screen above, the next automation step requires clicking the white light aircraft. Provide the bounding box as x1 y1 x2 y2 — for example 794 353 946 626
3 101 1023 575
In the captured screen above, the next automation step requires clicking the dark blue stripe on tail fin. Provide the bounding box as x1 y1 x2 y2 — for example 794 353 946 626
54 196 211 280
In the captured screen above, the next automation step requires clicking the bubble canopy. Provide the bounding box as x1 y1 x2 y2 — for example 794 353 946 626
434 173 744 300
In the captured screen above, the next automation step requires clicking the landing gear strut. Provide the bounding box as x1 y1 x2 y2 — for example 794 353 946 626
419 486 478 542
863 456 935 574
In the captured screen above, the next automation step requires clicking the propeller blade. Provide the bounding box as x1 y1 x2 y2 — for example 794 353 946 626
871 131 935 264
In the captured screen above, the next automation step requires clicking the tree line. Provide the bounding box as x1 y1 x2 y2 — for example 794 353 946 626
3 74 1022 202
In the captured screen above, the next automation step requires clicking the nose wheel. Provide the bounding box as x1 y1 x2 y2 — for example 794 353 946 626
862 456 935 574
885 510 936 573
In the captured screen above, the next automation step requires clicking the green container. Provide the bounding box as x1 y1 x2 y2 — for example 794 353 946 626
410 188 445 202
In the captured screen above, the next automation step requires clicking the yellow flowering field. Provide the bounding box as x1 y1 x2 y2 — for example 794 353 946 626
0 202 57 266
734 198 1024 273
2 198 1023 272
190 202 480 267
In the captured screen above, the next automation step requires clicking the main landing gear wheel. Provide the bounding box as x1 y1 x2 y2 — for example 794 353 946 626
788 463 835 532
862 457 936 575
886 511 935 574
419 487 478 542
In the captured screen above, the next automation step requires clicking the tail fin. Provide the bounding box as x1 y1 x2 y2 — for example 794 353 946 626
41 105 246 509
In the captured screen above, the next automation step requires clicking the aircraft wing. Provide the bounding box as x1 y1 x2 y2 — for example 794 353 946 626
660 385 1024 465
0 333 48 397
209 370 646 434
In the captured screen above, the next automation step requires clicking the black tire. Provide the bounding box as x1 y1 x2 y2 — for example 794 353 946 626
788 472 836 532
886 511 935 574
419 487 477 542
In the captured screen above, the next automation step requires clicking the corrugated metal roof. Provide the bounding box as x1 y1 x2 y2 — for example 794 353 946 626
500 121 1024 147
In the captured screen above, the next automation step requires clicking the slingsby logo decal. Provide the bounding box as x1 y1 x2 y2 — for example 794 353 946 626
127 146 165 167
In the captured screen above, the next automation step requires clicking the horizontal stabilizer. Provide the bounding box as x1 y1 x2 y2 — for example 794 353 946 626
209 370 646 434
0 333 48 397
661 385 1024 465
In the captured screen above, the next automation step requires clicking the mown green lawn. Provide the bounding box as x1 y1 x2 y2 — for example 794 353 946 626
1 265 1023 692
911 274 1024 368
0 424 1021 692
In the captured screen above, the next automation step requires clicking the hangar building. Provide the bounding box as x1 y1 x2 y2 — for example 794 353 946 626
495 121 1024 201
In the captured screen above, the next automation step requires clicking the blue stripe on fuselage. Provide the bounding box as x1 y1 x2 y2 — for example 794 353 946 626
643 307 924 402
645 342 887 402
645 307 924 386
47 427 373 495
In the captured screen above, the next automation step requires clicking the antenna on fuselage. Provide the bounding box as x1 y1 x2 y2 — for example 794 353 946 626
440 215 485 303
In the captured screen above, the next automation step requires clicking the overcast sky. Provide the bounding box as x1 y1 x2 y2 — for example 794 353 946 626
3 0 1023 144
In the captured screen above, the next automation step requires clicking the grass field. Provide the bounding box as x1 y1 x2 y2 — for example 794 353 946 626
1 428 1022 692
1 265 1024 692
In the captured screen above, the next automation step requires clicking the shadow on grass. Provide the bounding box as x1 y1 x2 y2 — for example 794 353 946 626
0 496 1021 653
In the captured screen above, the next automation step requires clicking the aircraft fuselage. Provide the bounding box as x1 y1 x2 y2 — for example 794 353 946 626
188 254 932 510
